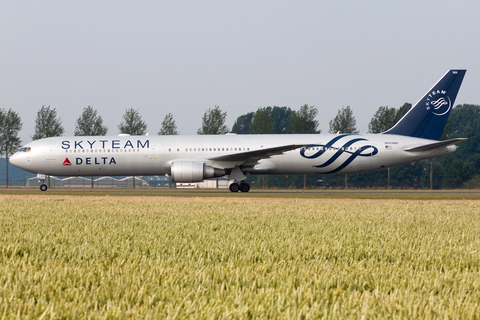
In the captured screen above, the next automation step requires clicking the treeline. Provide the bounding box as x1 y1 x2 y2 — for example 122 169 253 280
2 103 480 189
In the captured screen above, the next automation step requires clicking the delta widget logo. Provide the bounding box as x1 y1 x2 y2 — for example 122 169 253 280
425 90 451 116
63 158 72 166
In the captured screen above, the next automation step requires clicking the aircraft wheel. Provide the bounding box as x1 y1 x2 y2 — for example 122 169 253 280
40 184 48 192
240 183 250 192
229 183 240 192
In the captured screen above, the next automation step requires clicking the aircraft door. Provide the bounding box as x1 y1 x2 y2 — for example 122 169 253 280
370 143 379 157
46 146 55 160
149 144 159 159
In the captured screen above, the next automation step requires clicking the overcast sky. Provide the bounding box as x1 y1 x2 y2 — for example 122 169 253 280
1 0 479 143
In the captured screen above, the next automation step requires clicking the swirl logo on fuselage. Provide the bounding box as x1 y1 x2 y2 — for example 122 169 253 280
425 90 451 116
299 135 378 173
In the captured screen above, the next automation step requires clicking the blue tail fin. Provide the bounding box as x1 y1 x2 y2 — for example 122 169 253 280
384 70 466 140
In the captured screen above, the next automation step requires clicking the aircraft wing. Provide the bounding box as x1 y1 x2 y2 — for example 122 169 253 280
403 138 467 152
208 144 307 163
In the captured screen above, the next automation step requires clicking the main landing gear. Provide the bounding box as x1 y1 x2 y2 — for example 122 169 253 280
229 182 250 193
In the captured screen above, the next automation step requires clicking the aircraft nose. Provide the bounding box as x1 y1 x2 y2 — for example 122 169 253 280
9 153 22 168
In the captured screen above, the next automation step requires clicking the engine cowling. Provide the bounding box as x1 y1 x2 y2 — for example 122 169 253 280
171 161 225 183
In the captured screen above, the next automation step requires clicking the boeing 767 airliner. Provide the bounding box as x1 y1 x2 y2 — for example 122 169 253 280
10 70 467 192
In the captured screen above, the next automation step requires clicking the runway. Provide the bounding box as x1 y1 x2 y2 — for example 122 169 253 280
2 187 480 200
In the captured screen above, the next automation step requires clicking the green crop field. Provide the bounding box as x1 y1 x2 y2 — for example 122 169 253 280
1 196 480 319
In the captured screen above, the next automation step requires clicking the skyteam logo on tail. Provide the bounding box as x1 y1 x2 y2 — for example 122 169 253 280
426 90 451 116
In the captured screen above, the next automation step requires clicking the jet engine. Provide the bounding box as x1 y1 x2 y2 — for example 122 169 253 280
171 161 225 183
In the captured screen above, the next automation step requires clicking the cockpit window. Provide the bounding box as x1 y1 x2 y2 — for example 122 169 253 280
18 147 31 153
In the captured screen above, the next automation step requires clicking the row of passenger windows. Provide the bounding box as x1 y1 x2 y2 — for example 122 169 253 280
65 149 140 153
63 147 358 154
168 147 250 152
64 147 250 153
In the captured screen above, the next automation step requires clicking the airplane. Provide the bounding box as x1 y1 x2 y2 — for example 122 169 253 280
10 69 466 192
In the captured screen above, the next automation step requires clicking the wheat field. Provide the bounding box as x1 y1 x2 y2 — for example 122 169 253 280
1 195 479 319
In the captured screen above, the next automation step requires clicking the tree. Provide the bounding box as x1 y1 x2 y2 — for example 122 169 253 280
250 107 275 134
0 109 22 187
441 104 480 186
118 108 147 135
32 105 65 140
441 157 476 188
197 105 229 135
158 113 179 135
395 103 411 122
288 104 320 134
329 106 358 134
231 106 295 134
74 106 108 136
366 103 413 189
268 106 293 134
231 112 254 134
368 106 398 133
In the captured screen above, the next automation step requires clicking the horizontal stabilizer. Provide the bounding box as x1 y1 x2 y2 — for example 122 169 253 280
403 138 467 152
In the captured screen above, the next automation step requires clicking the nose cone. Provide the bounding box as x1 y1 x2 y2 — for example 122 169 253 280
9 153 22 168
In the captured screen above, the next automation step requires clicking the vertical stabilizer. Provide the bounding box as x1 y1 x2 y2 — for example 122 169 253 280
384 70 466 140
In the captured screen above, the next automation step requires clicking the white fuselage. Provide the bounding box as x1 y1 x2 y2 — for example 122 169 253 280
10 134 457 178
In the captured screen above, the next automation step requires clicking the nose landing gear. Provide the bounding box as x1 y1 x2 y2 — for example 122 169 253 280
229 182 250 193
38 175 47 191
